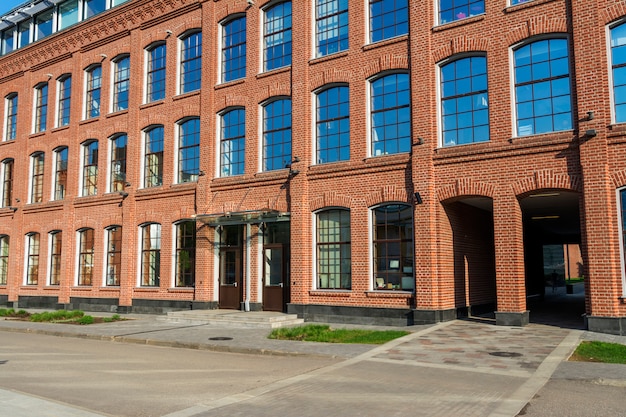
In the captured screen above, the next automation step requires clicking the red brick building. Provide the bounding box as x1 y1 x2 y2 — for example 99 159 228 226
0 0 625 334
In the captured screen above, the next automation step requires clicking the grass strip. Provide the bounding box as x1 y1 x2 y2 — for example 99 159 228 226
570 341 626 364
269 324 409 344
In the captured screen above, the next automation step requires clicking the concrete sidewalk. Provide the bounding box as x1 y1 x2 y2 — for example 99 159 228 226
0 311 625 416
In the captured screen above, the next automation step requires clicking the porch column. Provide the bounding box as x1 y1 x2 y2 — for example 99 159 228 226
493 192 528 326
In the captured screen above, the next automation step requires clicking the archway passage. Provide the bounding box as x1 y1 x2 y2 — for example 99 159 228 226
520 190 586 329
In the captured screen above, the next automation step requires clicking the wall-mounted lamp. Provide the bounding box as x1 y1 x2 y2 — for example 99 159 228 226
15 198 20 203
247 0 255 6
587 111 595 121
99 53 107 60
417 137 424 145
124 182 132 187
198 170 206 177
584 129 598 138
45 73 53 80
165 29 173 37
414 192 423 205
8 206 17 212
118 191 129 198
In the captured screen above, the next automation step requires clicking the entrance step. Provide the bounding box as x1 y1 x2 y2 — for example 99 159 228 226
158 309 304 329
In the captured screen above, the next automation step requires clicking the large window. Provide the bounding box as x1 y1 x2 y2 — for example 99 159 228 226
57 75 72 127
82 140 98 196
84 0 106 19
26 233 40 285
112 55 130 112
36 10 53 40
18 20 31 48
48 231 62 286
264 2 292 71
110 134 127 192
178 118 200 183
611 23 626 124
141 223 161 287
514 38 572 136
175 221 196 287
316 85 349 164
5 93 18 141
220 108 245 176
222 17 246 83
54 147 68 200
370 73 411 156
144 126 164 187
34 83 48 133
77 228 94 286
440 56 489 146
30 152 44 204
0 236 8 285
317 209 351 289
1 29 14 55
263 99 292 171
146 43 166 102
59 0 80 30
1 159 13 208
439 0 485 25
316 0 348 57
369 0 408 43
85 65 102 119
373 204 414 291
106 226 122 286
180 32 202 94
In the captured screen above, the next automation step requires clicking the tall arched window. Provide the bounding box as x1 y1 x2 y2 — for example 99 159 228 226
26 232 40 285
316 209 351 289
141 223 161 287
175 221 196 288
316 85 350 164
178 118 200 183
611 22 626 123
370 73 411 156
263 98 291 171
180 31 202 93
220 108 245 176
77 228 94 286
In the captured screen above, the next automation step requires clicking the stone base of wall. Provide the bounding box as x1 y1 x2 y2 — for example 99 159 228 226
495 311 530 327
17 295 59 309
587 316 626 336
130 299 218 314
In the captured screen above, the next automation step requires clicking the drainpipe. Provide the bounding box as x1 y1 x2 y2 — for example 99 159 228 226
244 223 251 311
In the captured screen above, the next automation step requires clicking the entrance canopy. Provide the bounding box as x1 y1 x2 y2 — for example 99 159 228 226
195 209 289 226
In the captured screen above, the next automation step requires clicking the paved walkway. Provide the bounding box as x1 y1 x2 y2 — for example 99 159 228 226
0 311 625 416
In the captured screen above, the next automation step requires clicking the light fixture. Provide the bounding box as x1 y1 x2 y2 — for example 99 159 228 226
585 129 597 138
118 191 129 198
414 192 423 205
99 53 107 60
247 0 255 6
198 170 206 177
45 73 53 80
531 215 560 220
8 207 17 212
417 137 424 145
529 192 560 198
587 111 594 121
165 29 173 37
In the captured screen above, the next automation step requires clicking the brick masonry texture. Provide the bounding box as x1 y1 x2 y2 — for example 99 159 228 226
0 0 625 329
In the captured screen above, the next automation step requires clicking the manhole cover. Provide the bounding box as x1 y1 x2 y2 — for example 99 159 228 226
208 337 233 341
489 351 522 358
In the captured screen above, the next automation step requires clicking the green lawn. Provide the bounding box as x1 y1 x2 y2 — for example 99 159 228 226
570 341 626 364
268 324 410 344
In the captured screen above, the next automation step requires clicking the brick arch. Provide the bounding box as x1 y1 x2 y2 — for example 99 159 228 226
219 94 247 110
437 178 496 202
310 69 353 91
142 33 168 50
136 212 160 226
172 21 202 38
257 82 292 104
171 106 200 123
140 112 168 128
215 9 247 24
310 192 354 212
512 170 582 196
432 35 490 64
102 216 123 228
611 170 626 188
103 121 129 138
506 17 568 47
364 186 409 208
602 5 626 25
360 54 409 79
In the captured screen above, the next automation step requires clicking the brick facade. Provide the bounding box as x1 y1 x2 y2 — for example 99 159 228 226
0 0 625 333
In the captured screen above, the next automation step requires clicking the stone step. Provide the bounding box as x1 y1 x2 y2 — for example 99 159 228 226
157 309 304 329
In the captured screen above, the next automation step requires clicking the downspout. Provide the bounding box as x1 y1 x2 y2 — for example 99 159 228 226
244 223 251 311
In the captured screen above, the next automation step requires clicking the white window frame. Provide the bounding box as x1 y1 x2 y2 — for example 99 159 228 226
55 74 72 128
618 186 626 297
47 230 62 286
28 152 44 204
80 140 98 197
32 82 48 133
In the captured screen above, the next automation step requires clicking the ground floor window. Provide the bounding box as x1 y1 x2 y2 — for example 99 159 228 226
26 233 40 285
372 204 414 290
49 231 62 285
175 221 195 287
316 209 351 289
78 228 94 286
141 223 161 287
106 226 122 286
0 235 7 285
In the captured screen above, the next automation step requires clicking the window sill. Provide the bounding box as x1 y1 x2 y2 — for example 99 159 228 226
139 100 164 110
106 109 128 119
51 125 70 133
504 0 556 13
309 290 351 297
432 14 485 32
134 287 160 292
365 290 413 298
29 131 46 139
309 51 349 66
79 117 100 125
363 152 410 166
71 286 93 290
168 288 194 293
256 66 291 80
362 34 408 52
173 90 200 101
215 78 246 90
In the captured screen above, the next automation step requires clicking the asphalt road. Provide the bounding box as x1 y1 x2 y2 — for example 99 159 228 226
0 332 338 417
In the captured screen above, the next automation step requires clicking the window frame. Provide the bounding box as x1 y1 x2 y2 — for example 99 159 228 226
512 37 572 137
25 232 40 285
33 82 48 133
174 220 196 288
53 147 68 200
315 0 349 57
437 0 485 26
105 225 122 286
57 75 72 127
77 228 95 286
81 140 98 196
176 117 200 183
610 21 626 125
109 133 127 193
84 64 102 119
368 72 411 156
111 54 130 113
143 125 164 188
315 84 350 164
221 15 247 83
140 223 161 287
179 31 202 94
1 159 13 208
314 208 351 290
48 231 62 286
219 108 246 177
439 55 490 147
262 97 292 171
263 1 292 72
5 93 18 141
29 152 45 204
146 42 166 103
0 235 8 285
368 0 408 44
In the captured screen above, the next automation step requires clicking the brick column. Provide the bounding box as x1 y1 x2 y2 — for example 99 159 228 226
493 191 528 326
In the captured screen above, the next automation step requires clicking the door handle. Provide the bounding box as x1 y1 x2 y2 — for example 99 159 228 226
233 282 237 287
